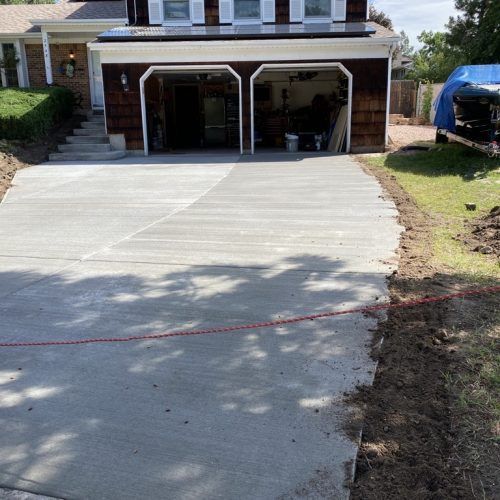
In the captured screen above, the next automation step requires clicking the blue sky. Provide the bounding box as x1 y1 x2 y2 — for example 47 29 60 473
373 0 459 46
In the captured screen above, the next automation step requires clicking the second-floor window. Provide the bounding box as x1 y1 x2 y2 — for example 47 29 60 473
164 0 190 21
304 0 330 17
234 0 261 20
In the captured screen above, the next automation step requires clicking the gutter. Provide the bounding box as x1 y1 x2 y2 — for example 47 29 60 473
89 36 401 50
29 18 129 26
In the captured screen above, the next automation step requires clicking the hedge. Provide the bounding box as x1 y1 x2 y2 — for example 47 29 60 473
0 87 74 140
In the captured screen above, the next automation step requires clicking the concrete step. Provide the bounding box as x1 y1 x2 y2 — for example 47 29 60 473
81 121 105 129
66 135 110 144
49 150 127 162
58 143 112 153
87 109 104 117
73 128 106 136
85 115 105 123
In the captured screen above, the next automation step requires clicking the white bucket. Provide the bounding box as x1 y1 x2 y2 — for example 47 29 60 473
285 134 299 153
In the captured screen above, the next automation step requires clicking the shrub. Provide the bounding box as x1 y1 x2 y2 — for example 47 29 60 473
421 80 434 124
0 87 74 140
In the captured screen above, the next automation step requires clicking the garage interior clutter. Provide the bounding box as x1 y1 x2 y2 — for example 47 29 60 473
144 68 348 153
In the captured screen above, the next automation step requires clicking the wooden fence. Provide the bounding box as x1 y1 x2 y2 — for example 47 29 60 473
390 80 417 118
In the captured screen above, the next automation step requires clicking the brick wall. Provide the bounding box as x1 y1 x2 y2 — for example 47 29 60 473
25 43 92 109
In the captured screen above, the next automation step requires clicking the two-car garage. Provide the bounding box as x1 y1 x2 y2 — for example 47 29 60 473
139 63 352 155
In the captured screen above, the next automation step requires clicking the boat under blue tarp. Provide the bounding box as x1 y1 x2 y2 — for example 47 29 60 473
433 65 500 131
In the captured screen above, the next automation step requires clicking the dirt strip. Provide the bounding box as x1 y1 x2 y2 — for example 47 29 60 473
349 158 499 499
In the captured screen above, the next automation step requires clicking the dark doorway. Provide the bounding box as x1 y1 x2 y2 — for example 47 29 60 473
174 85 201 149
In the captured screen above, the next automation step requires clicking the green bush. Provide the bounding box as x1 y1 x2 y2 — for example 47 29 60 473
0 87 74 140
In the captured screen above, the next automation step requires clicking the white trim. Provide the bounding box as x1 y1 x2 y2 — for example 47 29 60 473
232 19 262 24
139 64 243 156
302 18 333 23
163 21 193 26
0 33 41 40
87 45 97 108
385 43 396 147
41 30 53 85
91 36 399 65
19 40 30 87
30 19 128 26
0 44 6 87
250 62 353 154
0 40 26 87
13 39 27 87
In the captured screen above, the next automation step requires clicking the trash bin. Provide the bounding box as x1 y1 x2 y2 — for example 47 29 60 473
285 134 299 153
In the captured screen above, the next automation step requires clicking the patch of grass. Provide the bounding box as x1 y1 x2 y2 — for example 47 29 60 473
366 144 500 279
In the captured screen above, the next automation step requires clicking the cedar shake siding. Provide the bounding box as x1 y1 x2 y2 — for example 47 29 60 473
346 0 367 22
127 0 149 25
102 58 387 153
25 43 91 109
132 0 366 27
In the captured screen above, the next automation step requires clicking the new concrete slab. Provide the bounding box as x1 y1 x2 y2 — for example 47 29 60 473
0 154 402 499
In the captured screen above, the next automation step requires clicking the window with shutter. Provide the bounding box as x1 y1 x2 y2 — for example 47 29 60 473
333 0 346 20
289 0 303 22
148 0 162 24
191 0 205 23
219 0 233 22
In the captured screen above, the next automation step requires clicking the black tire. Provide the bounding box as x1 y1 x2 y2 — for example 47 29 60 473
435 131 449 144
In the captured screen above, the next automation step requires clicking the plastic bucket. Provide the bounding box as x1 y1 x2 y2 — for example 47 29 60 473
285 134 299 153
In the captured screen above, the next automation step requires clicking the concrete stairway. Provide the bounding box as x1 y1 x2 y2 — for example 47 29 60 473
49 111 126 162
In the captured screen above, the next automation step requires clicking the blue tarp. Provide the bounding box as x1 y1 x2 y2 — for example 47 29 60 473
433 64 500 131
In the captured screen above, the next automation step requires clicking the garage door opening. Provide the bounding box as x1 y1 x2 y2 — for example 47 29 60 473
140 65 242 155
251 63 352 154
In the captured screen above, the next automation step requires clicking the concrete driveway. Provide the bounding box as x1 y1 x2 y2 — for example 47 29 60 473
0 154 401 499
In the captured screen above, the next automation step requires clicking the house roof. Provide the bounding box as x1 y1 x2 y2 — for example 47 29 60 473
0 1 127 35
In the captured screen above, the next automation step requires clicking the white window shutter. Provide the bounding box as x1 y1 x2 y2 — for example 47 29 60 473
333 0 346 21
289 0 303 22
191 0 205 23
262 0 275 22
219 0 232 23
148 0 162 24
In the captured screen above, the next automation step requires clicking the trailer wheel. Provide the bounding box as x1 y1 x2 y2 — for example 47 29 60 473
435 131 448 144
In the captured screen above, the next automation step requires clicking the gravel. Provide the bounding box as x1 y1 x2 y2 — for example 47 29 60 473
388 125 437 150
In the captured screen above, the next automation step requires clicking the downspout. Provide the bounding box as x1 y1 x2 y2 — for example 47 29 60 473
385 42 397 148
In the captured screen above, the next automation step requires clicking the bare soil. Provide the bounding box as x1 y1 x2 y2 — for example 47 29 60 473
0 115 81 202
460 206 500 259
349 159 499 499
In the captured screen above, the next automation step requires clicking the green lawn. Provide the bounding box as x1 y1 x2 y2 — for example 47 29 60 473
367 144 500 280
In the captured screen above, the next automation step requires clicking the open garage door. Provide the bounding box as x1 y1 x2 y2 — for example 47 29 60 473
140 65 243 155
250 63 352 154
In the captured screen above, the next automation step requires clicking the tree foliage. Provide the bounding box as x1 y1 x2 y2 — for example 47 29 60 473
447 0 500 64
368 5 394 30
399 30 414 57
407 31 464 83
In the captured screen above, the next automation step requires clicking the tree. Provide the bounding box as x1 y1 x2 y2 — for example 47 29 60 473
399 30 414 57
368 5 394 30
407 31 464 83
447 0 500 64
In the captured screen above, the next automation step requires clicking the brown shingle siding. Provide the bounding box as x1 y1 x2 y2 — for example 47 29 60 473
346 0 367 22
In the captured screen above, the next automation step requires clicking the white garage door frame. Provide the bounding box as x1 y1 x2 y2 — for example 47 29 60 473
250 62 353 154
140 65 243 156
